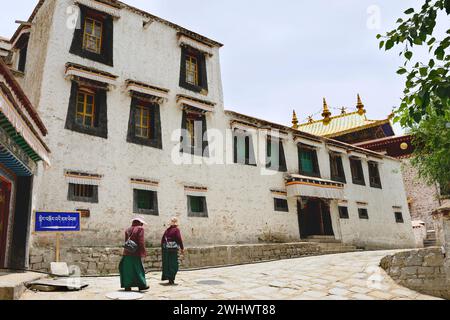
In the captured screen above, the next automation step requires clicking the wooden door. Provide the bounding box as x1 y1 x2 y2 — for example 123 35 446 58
0 177 12 268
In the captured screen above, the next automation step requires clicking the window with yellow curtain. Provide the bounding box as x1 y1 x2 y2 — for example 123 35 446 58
75 89 96 128
83 17 103 54
134 105 151 139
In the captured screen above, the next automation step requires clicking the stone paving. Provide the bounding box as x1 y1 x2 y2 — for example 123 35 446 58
20 250 442 300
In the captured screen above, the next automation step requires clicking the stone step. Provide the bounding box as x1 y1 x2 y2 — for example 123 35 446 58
307 235 337 240
304 237 341 244
423 240 437 247
0 272 46 300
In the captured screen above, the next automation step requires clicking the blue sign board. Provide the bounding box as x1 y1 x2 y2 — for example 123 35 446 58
35 211 81 232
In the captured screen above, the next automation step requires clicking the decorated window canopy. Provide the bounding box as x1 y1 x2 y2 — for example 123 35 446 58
130 177 159 192
65 62 118 88
64 170 103 186
286 174 345 200
178 33 214 57
74 0 123 19
125 80 169 104
177 94 215 113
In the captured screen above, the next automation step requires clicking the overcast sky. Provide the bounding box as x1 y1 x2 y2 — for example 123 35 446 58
1 1 448 133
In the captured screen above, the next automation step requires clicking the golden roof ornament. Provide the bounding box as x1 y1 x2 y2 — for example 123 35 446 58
340 107 347 115
307 116 314 123
356 94 366 115
292 110 299 129
322 98 332 125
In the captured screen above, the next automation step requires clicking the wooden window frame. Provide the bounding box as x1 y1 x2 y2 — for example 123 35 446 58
350 158 366 186
180 110 209 157
338 206 349 219
187 195 208 218
127 96 162 149
358 208 369 220
368 161 382 189
83 17 103 54
298 145 321 178
266 137 287 172
185 54 199 86
233 131 256 166
133 189 159 216
65 80 108 139
179 46 208 93
68 183 98 203
330 153 346 183
134 105 151 139
274 198 289 212
70 5 114 66
76 88 96 128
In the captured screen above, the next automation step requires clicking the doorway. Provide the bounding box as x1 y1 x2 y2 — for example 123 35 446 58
0 177 12 268
297 197 334 239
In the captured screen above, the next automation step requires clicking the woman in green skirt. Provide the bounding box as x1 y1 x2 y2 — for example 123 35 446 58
161 217 184 285
119 217 149 291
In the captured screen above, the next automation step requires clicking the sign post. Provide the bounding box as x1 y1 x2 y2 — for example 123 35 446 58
35 211 81 263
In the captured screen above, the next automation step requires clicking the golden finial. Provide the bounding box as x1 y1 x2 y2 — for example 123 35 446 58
307 116 314 123
356 94 366 115
340 107 347 115
322 98 332 125
292 110 299 129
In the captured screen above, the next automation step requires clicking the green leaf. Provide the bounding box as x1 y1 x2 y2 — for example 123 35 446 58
404 8 414 14
379 41 385 49
397 68 408 75
405 51 413 60
429 59 435 68
419 67 428 77
427 37 436 45
414 38 423 45
376 34 382 39
385 40 395 50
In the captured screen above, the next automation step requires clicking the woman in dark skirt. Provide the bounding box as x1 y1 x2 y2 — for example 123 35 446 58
119 217 149 291
161 217 184 285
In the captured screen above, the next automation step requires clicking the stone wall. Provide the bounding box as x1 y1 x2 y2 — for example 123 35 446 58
380 248 450 300
401 160 441 230
29 242 355 275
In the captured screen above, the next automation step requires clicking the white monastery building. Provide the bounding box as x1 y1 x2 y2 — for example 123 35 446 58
3 0 415 261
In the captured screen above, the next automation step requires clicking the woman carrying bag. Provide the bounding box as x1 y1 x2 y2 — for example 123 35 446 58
119 217 149 292
161 217 184 285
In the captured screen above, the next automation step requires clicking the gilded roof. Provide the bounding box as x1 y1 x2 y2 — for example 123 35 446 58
297 111 391 138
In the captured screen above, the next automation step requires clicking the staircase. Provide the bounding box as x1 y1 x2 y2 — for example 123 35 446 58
423 230 437 247
304 236 361 254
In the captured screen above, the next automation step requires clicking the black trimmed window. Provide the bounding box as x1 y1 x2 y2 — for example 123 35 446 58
180 110 209 157
70 5 114 66
266 136 287 172
395 212 404 223
338 206 349 219
358 208 369 220
350 158 365 186
368 161 382 189
16 34 29 73
298 144 321 177
68 183 98 203
330 153 346 183
187 196 208 218
65 80 108 139
126 96 162 149
274 198 289 212
133 189 158 216
179 46 208 93
233 130 256 166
